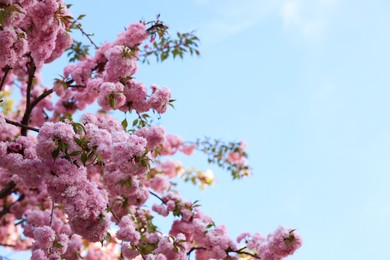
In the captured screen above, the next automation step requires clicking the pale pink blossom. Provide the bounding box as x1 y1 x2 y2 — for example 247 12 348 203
148 85 172 114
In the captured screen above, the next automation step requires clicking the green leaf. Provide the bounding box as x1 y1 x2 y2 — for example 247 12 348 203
73 137 83 147
161 51 169 61
87 151 95 161
121 118 128 131
141 159 148 167
69 150 82 156
52 149 59 160
65 112 73 121
98 213 105 222
97 154 104 166
81 152 87 166
109 95 116 109
53 241 64 249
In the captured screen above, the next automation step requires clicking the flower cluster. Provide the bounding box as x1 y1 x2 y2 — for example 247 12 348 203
0 3 302 260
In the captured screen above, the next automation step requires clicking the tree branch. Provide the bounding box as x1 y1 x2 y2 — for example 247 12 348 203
0 193 24 219
30 88 54 110
20 60 37 136
5 118 40 132
148 190 166 204
0 65 11 94
187 247 206 259
109 208 121 223
76 24 99 49
227 247 261 259
50 200 55 227
0 181 16 199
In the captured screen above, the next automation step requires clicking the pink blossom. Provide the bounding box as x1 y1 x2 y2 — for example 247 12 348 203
247 232 266 253
154 234 188 260
150 174 170 194
115 22 148 48
152 204 169 217
31 249 48 260
0 113 19 141
97 81 126 110
180 144 196 156
121 245 140 259
161 134 183 156
64 57 96 86
103 45 138 82
120 80 150 113
148 85 172 114
156 160 184 178
135 126 166 150
63 234 82 260
236 232 251 243
45 30 73 63
36 122 77 161
116 216 141 244
33 225 55 250
267 226 302 257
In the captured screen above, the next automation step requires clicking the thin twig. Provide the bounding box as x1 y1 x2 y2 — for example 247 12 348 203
0 65 11 93
29 89 54 113
0 243 16 248
76 24 99 49
227 247 261 259
187 247 207 260
50 199 55 227
0 181 16 199
109 208 121 223
5 118 40 132
21 60 37 136
148 190 166 204
0 194 24 219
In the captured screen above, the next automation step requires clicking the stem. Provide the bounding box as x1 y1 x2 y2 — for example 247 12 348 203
0 193 24 219
50 199 55 227
226 247 261 259
186 246 261 259
0 65 11 93
187 247 207 260
29 89 54 110
5 118 40 132
148 190 166 204
109 208 121 223
0 243 16 247
0 181 16 199
20 60 37 136
76 24 99 49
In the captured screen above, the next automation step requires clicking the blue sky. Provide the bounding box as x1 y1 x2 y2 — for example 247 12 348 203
2 0 390 259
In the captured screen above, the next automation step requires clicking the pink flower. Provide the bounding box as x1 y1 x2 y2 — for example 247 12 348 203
33 226 55 250
152 204 169 217
31 249 48 260
103 45 138 82
236 232 251 243
148 85 172 114
119 80 150 113
116 216 140 244
267 226 302 257
180 144 196 156
36 122 77 161
150 174 170 194
135 126 166 150
97 82 126 110
115 22 148 48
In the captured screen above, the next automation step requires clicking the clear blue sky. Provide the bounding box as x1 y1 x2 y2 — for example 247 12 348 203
2 0 390 259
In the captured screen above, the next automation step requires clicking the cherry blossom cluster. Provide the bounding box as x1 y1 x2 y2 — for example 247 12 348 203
53 23 172 118
0 1 302 259
0 0 72 70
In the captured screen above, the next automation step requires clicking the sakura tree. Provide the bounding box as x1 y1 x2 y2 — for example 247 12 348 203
0 1 302 259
